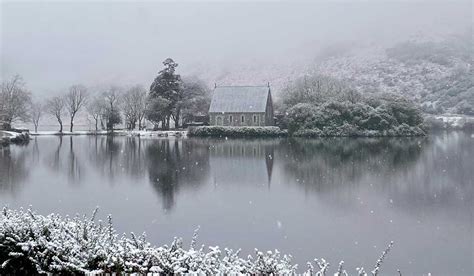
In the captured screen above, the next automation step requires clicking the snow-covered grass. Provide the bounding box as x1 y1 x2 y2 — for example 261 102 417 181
30 130 187 137
1 131 22 138
1 207 395 275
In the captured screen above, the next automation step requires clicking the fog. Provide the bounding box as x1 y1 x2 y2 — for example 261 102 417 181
1 1 471 95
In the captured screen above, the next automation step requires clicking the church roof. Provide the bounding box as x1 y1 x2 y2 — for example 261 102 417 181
209 86 270 113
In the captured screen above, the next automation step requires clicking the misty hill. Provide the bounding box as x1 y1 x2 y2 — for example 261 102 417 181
198 33 473 115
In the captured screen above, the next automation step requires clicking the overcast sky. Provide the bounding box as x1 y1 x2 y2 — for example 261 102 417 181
1 1 471 95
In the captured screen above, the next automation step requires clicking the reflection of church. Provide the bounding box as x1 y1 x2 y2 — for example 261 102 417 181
209 140 275 187
145 139 276 211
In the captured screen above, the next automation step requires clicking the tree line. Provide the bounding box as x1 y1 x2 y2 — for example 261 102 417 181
277 74 426 136
0 58 210 132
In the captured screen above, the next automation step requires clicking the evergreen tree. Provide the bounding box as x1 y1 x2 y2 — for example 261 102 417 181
149 58 182 129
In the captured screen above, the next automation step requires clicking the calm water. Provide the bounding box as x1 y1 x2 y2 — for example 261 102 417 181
1 133 473 275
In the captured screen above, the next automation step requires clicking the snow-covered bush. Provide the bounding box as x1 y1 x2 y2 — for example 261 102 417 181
0 207 395 275
285 92 426 137
188 126 287 137
0 131 29 147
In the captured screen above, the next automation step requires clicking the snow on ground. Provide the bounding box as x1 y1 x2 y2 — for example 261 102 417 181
433 114 474 128
0 131 22 138
30 130 188 137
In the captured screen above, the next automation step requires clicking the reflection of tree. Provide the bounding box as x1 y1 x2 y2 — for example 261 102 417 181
146 139 210 211
67 136 82 184
88 136 122 181
48 136 63 172
32 137 40 165
0 146 28 194
389 132 474 210
122 137 146 178
88 136 148 181
280 134 473 212
45 136 84 184
281 137 428 193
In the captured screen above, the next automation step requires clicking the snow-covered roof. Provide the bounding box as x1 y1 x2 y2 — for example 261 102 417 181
209 86 270 113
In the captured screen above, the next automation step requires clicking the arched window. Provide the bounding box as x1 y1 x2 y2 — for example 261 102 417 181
253 115 257 124
241 115 245 124
229 115 233 125
216 116 222 126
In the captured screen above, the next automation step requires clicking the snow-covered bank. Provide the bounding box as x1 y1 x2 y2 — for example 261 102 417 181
29 130 187 137
425 114 474 131
0 131 30 146
0 207 394 275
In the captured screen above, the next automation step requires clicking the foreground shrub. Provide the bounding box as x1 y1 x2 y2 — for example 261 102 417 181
188 126 287 137
0 207 395 275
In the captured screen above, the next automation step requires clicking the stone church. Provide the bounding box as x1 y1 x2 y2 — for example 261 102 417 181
208 85 274 126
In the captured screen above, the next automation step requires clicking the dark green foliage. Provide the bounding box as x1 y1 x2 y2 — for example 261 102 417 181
149 58 182 102
285 91 425 137
104 108 121 130
147 59 211 129
385 34 473 115
148 58 183 129
180 77 211 123
145 96 172 126
423 67 474 115
188 126 287 137
280 72 426 137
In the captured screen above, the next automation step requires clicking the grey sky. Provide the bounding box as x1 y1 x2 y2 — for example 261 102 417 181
1 1 471 95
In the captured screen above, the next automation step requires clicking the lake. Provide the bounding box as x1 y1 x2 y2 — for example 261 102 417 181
1 132 472 275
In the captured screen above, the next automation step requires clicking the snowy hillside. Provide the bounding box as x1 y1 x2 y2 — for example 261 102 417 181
195 33 473 115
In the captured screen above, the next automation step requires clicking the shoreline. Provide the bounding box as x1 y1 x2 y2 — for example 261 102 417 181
0 131 30 146
29 130 188 137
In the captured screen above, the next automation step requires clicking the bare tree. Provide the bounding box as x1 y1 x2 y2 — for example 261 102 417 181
65 85 88 132
31 101 43 133
137 100 147 130
122 85 147 130
86 97 104 132
281 74 354 109
46 96 65 133
0 75 32 130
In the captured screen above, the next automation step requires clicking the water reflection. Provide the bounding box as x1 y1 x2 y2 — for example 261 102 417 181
0 132 472 274
279 135 472 213
209 139 276 188
0 146 29 194
281 137 427 191
0 133 472 212
146 139 210 210
67 136 82 183
280 137 429 198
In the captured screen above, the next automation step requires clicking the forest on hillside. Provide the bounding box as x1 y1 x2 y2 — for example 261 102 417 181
208 32 473 116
